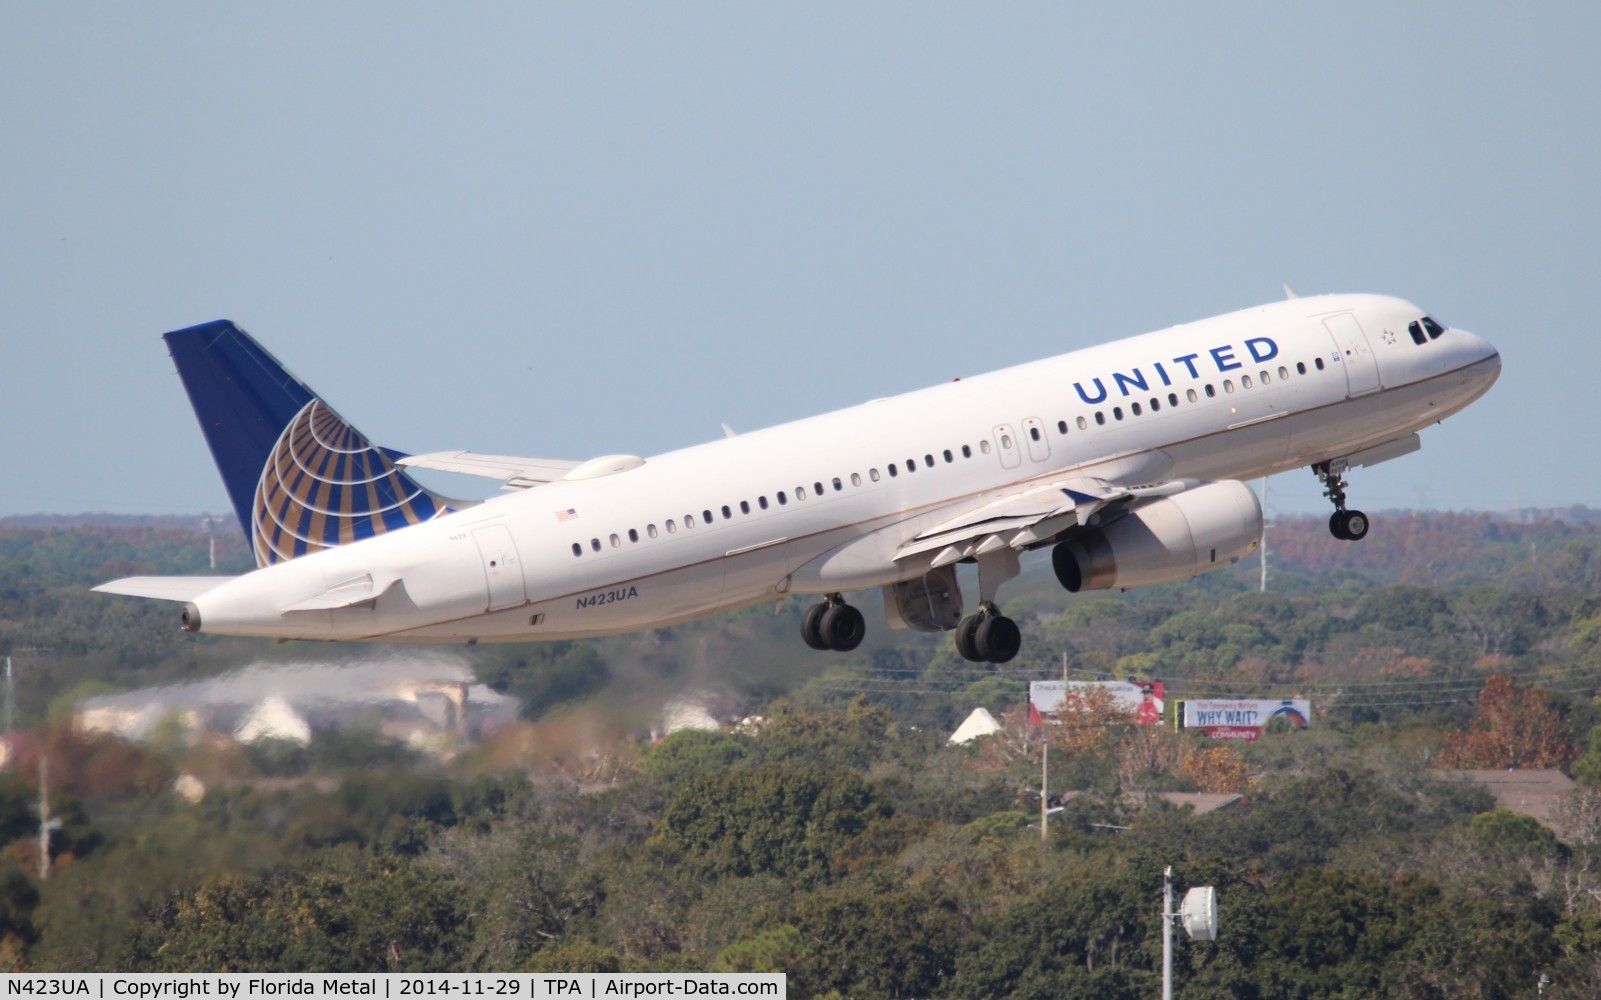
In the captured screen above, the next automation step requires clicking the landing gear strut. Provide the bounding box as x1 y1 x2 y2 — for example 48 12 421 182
801 594 865 652
1314 459 1369 541
954 550 1024 663
955 602 1022 664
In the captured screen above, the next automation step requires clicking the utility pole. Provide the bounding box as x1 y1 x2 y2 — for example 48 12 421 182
1258 477 1270 592
1040 743 1049 843
1163 865 1175 1000
202 515 218 570
36 755 60 880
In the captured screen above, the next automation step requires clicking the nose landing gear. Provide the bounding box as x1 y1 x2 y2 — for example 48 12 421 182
1314 460 1369 541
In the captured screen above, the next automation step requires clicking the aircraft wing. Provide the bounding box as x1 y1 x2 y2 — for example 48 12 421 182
895 476 1195 566
396 451 584 490
93 576 236 601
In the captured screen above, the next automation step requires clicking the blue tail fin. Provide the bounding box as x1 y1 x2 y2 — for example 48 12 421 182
165 320 451 567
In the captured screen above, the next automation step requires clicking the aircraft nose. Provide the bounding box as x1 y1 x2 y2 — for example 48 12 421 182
1450 327 1502 389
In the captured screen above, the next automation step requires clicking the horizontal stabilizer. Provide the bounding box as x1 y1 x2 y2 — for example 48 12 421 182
93 576 235 602
398 451 584 490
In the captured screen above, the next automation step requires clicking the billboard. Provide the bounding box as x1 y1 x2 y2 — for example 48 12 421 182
1179 699 1311 742
1029 680 1165 726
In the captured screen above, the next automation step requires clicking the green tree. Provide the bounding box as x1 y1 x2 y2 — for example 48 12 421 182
659 764 881 885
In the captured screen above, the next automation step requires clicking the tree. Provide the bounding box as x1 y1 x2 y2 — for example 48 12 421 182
659 764 881 885
1435 674 1575 769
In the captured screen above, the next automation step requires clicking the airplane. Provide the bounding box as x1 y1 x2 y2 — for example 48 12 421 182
95 293 1501 664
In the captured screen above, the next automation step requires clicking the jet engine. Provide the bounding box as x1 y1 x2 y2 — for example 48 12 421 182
1052 480 1262 592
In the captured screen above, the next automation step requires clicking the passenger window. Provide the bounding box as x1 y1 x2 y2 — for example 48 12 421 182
1259 371 1269 384
1131 402 1142 416
610 534 620 548
1296 362 1307 375
1278 366 1289 380
721 505 732 520
1150 397 1160 412
1000 435 1012 450
1224 380 1235 393
870 469 880 482
1169 393 1179 407
777 491 787 505
1315 358 1325 371
980 440 992 454
961 445 972 458
1205 385 1216 398
905 461 916 474
1095 411 1106 426
572 543 582 557
628 528 639 543
1028 427 1041 441
924 455 934 468
1186 389 1198 402
703 510 714 524
851 473 862 486
647 524 658 538
1113 406 1124 420
1077 416 1088 430
797 486 807 499
942 449 953 463
758 496 768 510
667 519 677 533
739 501 749 514
1057 420 1068 435
815 481 825 494
1240 376 1251 390
684 516 694 529
887 464 898 477
832 478 842 492
591 538 601 552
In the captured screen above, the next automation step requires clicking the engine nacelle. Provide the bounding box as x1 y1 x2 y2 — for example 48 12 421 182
1052 480 1262 592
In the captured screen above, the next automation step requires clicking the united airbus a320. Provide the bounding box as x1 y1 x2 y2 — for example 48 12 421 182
96 293 1500 664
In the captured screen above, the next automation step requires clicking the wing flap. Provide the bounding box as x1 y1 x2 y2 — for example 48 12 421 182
895 477 1196 561
397 451 584 490
93 576 236 602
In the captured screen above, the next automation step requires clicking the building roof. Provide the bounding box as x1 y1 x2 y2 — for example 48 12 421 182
1435 768 1577 833
949 707 1003 744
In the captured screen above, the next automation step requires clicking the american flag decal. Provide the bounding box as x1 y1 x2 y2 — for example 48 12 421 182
555 508 579 522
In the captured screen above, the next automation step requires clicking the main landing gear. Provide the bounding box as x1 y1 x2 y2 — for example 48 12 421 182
1314 459 1369 541
955 602 1022 664
801 594 866 652
954 548 1023 664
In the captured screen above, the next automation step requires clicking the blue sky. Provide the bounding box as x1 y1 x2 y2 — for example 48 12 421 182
3 4 1595 520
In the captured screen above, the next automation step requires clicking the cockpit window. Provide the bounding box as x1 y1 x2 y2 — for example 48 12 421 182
1408 321 1426 345
1421 316 1445 340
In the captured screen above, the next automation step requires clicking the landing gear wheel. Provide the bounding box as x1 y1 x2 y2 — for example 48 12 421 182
1315 461 1368 543
975 615 1021 664
1331 509 1368 542
820 603 866 652
955 615 983 662
801 603 830 650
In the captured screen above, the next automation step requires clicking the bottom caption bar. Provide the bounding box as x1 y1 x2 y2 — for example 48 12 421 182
0 975 785 999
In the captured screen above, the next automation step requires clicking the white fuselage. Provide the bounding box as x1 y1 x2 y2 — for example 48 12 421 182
188 293 1500 642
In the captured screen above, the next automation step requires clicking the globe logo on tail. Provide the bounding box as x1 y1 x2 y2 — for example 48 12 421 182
252 400 444 566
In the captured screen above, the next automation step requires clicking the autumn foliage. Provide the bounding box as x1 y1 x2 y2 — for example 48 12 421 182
1434 674 1575 769
1179 745 1254 794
